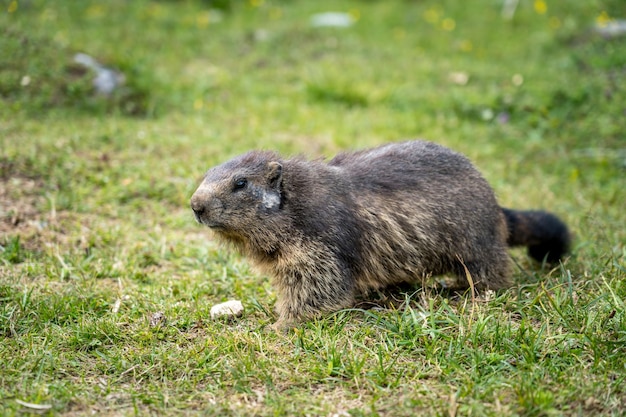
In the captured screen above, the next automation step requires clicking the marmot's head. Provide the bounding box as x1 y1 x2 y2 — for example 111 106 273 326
191 151 284 239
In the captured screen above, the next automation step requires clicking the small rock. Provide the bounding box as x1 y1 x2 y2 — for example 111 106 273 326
594 19 626 38
73 52 125 95
210 300 244 320
448 71 469 86
149 311 167 327
310 12 355 28
481 108 494 121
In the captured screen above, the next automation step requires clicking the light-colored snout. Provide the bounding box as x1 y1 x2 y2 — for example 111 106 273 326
190 184 223 226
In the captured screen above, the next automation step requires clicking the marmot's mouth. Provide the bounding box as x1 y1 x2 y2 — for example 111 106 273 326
203 221 226 231
195 215 224 230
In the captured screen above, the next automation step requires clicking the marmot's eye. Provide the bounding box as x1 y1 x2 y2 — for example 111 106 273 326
233 178 248 191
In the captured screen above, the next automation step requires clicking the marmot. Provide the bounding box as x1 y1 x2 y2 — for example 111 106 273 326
190 141 570 329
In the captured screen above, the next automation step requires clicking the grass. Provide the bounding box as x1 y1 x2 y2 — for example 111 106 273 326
1 0 625 415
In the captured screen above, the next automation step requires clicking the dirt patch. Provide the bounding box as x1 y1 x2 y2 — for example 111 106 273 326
0 175 76 256
0 176 46 239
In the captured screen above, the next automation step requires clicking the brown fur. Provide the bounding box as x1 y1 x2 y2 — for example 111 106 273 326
190 141 570 329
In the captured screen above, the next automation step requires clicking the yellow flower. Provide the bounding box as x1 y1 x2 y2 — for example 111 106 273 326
423 8 440 25
442 18 456 31
146 3 163 19
8 0 18 13
459 40 473 52
269 7 282 20
393 28 406 40
197 12 211 29
534 0 547 15
549 17 561 29
86 4 105 19
596 11 613 28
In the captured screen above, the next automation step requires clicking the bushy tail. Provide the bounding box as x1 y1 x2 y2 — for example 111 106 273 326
502 208 571 263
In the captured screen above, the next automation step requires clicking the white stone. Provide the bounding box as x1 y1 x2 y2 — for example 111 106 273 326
210 300 244 320
310 12 354 28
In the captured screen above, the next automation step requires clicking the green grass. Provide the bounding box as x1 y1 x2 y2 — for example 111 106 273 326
1 0 625 415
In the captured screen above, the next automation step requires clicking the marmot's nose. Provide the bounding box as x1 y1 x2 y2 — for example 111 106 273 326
190 196 206 216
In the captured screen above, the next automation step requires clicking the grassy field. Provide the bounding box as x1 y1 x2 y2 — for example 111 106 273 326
1 0 625 415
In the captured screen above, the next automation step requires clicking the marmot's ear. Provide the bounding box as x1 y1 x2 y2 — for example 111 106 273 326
266 161 283 189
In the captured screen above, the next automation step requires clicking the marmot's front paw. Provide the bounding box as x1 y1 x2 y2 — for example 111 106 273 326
268 319 297 334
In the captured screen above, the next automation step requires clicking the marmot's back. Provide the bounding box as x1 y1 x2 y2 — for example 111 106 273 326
330 141 510 293
331 141 474 186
